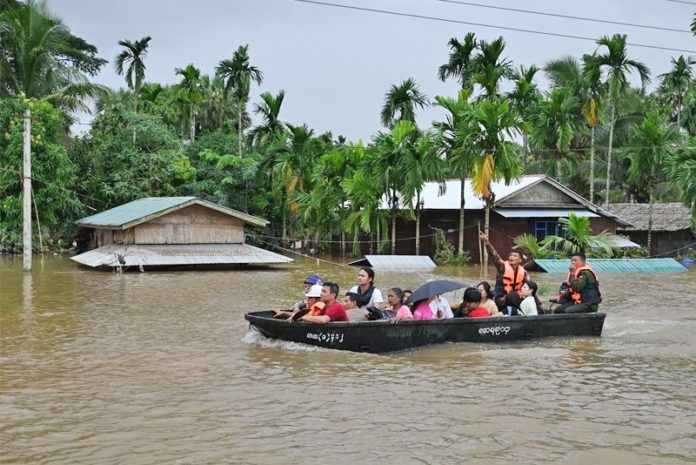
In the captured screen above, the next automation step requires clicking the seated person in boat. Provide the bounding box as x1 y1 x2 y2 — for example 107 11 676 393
457 288 490 318
348 267 384 320
477 281 500 316
479 232 528 309
385 288 413 323
273 284 325 321
519 280 540 316
298 282 348 323
501 291 523 316
343 292 358 311
411 297 434 320
431 294 454 319
402 290 412 306
554 252 602 314
287 274 323 313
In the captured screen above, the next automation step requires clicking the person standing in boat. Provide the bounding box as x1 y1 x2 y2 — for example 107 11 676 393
554 252 602 313
479 232 528 309
299 282 348 323
348 267 384 320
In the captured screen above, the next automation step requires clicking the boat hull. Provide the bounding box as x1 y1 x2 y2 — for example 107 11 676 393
244 311 606 353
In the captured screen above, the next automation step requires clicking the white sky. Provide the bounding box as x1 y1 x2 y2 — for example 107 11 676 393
52 0 696 140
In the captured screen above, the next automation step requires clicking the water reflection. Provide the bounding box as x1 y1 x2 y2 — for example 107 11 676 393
1 256 695 465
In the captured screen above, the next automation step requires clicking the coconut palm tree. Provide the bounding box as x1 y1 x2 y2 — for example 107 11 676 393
433 88 476 256
114 35 152 111
658 55 695 129
0 0 107 107
370 120 419 254
622 111 681 253
463 98 523 269
216 44 263 155
471 36 513 99
380 78 429 128
438 32 478 89
528 87 583 182
665 137 696 227
507 65 540 162
251 90 285 146
585 34 651 207
174 64 202 142
401 130 445 254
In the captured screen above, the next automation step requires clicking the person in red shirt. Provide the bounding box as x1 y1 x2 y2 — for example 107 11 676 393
299 282 348 323
460 288 490 318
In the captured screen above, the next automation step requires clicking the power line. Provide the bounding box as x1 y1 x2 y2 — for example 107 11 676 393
290 0 696 53
664 0 696 5
435 0 691 34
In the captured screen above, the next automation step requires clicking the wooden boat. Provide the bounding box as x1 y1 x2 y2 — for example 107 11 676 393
244 311 606 353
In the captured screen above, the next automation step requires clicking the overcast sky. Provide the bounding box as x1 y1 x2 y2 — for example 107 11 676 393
52 0 695 140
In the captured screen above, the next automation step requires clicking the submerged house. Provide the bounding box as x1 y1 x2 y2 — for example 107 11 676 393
609 203 695 257
71 197 292 269
389 174 632 263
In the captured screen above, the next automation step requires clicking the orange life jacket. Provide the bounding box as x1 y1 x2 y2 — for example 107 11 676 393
307 301 326 316
567 265 600 305
502 261 527 295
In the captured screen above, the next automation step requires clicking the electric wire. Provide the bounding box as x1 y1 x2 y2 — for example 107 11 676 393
290 0 696 54
434 0 691 34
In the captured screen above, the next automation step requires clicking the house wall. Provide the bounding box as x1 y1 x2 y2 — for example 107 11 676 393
132 204 245 244
392 210 619 263
620 230 695 257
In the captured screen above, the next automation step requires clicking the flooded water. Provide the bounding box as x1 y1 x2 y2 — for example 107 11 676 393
1 255 695 465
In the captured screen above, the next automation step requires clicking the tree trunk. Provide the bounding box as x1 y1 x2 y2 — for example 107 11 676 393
522 133 528 164
23 109 32 272
281 207 287 245
647 187 654 256
458 177 466 255
190 105 196 142
589 125 596 204
341 231 346 259
238 107 243 155
483 199 491 272
391 208 397 255
415 191 421 255
605 105 616 208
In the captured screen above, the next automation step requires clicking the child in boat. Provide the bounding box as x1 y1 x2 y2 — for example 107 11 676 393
501 291 523 316
273 284 325 320
519 280 541 316
385 288 413 323
459 288 489 318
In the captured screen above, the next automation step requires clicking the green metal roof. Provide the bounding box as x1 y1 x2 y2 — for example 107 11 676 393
534 258 688 273
78 197 268 229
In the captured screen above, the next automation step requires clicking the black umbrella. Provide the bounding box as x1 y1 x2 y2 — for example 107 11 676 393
407 279 467 304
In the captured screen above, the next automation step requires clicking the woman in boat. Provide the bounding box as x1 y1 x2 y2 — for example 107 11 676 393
519 280 539 316
476 281 500 316
411 297 434 320
501 291 523 316
348 267 384 320
385 288 413 323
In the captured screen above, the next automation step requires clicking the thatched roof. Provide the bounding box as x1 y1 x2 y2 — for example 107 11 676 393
610 203 692 232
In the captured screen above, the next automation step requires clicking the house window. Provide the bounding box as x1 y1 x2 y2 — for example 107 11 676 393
535 220 559 241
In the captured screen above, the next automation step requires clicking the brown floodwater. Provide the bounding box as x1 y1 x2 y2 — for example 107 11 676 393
1 255 695 465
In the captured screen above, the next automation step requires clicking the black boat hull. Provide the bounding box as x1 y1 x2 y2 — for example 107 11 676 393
244 311 606 353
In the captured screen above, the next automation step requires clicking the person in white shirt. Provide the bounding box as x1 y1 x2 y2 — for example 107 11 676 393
431 295 454 319
519 280 540 316
348 266 384 320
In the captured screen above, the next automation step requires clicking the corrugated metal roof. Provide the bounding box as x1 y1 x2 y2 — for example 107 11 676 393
71 244 293 268
347 255 437 269
77 197 268 229
493 208 599 218
533 258 687 273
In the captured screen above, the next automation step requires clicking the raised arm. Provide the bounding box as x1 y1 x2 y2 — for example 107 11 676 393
479 232 505 271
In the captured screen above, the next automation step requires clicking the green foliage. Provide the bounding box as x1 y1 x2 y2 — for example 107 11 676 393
540 213 615 258
513 233 550 259
0 98 82 252
432 228 470 266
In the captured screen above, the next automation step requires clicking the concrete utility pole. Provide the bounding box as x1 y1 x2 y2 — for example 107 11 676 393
23 108 32 272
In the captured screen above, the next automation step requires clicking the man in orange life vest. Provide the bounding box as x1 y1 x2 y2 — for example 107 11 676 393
554 251 602 313
479 232 528 309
